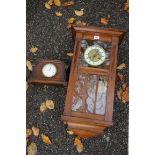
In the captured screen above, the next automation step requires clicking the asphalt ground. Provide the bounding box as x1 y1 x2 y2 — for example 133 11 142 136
26 0 129 154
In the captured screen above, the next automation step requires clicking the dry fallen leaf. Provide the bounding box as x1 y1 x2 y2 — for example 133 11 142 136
67 130 74 135
117 63 126 70
41 134 52 144
101 15 110 25
40 102 47 112
67 23 72 29
32 126 40 137
26 128 32 138
75 20 86 26
45 100 54 109
117 88 122 100
67 52 73 57
124 0 129 13
75 9 84 16
121 86 129 103
55 11 62 16
67 17 76 28
30 47 38 53
63 1 75 7
122 83 127 91
67 17 76 24
26 60 33 71
47 0 53 5
45 2 52 9
74 137 83 153
117 72 124 81
117 84 129 103
27 142 37 155
54 0 61 6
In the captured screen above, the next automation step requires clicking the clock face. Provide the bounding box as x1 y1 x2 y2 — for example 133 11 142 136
42 63 57 77
84 45 106 66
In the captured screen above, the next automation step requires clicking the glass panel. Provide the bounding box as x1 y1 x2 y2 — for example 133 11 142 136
79 40 111 69
72 73 108 115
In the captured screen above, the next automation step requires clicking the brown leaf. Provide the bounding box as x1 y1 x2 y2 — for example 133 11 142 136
117 63 126 70
45 2 52 9
121 86 129 103
30 47 38 53
67 17 76 28
40 102 47 112
101 16 110 25
67 23 72 29
41 134 52 144
54 0 61 6
45 100 54 109
67 130 74 135
47 0 53 5
67 52 73 57
124 0 129 13
76 144 84 153
117 72 124 81
32 126 40 137
27 142 37 155
75 20 86 26
67 17 76 24
117 84 129 103
117 89 123 100
55 11 62 17
63 1 75 7
75 9 84 16
26 60 33 71
74 137 83 153
122 83 127 91
26 128 32 138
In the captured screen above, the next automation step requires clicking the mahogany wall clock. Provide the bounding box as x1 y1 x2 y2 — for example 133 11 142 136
28 60 67 86
62 26 125 138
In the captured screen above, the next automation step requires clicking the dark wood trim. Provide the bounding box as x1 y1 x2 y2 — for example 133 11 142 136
62 115 112 127
71 111 104 121
79 67 109 76
72 25 126 37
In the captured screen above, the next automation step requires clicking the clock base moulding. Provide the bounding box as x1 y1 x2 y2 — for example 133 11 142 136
28 60 67 86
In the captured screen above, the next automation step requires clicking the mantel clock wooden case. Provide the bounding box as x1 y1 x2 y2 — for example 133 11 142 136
62 26 125 138
28 60 67 86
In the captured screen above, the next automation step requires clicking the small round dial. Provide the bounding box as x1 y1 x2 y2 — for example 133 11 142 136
42 63 57 77
84 45 106 66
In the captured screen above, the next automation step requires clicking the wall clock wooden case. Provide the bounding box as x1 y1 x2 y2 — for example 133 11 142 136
62 26 125 138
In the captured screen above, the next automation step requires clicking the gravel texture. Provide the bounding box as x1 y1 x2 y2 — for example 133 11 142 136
26 0 129 154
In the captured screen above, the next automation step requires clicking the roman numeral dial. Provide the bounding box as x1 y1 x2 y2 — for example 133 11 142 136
84 45 106 66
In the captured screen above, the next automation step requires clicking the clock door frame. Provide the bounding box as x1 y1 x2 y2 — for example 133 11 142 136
62 26 125 136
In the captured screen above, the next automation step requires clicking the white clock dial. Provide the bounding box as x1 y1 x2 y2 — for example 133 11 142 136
42 63 57 77
84 45 106 66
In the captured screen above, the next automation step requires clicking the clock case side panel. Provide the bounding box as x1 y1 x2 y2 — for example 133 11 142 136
63 35 81 116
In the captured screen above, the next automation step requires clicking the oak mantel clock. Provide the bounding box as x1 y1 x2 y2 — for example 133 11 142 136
62 26 125 138
28 60 67 86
